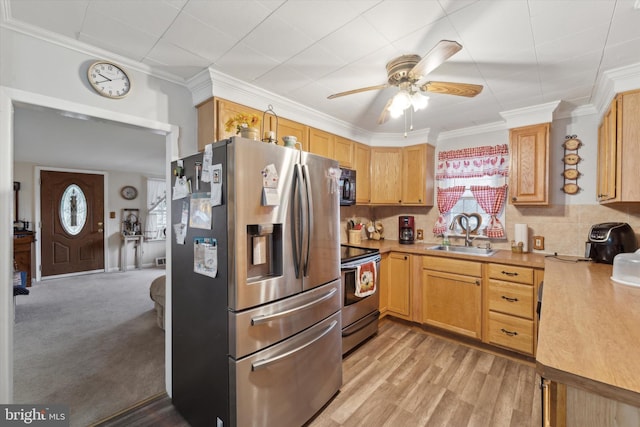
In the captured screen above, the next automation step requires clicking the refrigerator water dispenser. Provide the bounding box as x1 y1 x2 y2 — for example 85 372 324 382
247 224 282 280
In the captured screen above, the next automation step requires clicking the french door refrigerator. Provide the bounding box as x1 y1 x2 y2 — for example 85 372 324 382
171 137 342 427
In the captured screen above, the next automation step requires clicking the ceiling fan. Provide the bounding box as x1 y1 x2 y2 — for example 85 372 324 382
327 40 483 125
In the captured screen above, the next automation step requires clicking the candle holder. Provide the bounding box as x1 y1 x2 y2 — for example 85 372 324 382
261 104 279 144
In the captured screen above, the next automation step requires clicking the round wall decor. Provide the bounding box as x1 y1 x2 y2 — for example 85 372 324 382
120 185 138 200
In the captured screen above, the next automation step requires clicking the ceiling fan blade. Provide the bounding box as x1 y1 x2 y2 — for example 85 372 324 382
327 84 389 99
409 40 462 80
378 98 393 125
420 81 484 97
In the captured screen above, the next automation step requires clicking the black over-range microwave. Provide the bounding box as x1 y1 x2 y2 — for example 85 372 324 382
339 168 356 206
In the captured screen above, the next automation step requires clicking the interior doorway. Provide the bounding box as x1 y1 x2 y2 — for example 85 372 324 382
40 170 105 277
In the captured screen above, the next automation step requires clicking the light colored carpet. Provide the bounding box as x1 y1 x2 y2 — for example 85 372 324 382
13 268 166 427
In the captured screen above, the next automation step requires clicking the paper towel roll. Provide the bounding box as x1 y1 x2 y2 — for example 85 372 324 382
514 223 529 253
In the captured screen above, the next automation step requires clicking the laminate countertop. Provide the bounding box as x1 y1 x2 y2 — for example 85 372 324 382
346 239 546 269
536 257 640 406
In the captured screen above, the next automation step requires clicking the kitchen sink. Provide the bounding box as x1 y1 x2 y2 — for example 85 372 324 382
427 245 496 257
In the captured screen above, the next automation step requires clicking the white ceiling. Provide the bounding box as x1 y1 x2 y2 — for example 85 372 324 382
5 0 640 138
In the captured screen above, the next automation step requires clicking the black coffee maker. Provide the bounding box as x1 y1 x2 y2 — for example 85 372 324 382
399 216 415 244
586 222 638 264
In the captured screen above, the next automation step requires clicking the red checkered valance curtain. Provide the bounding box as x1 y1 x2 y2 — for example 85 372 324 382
436 144 509 179
432 186 466 235
470 185 508 238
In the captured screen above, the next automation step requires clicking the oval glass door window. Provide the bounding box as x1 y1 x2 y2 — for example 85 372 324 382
60 184 87 235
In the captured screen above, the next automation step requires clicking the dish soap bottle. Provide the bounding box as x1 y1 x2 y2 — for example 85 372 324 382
442 233 450 247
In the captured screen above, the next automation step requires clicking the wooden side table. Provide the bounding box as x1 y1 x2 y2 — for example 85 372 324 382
14 231 35 287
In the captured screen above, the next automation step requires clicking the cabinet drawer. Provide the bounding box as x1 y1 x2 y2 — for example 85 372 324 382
488 279 534 319
488 311 534 355
423 256 481 277
488 263 533 284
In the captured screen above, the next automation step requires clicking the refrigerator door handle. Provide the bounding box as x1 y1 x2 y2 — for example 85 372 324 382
250 288 338 325
291 164 304 278
251 319 338 371
302 164 313 276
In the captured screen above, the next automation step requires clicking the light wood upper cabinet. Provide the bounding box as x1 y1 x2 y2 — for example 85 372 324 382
402 144 434 206
196 98 216 151
272 116 308 151
509 123 550 205
216 99 264 142
597 99 616 202
353 143 371 204
334 136 354 168
387 252 411 320
370 147 403 204
308 127 334 159
597 89 640 203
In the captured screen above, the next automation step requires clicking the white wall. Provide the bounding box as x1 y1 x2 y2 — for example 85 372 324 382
1 27 187 402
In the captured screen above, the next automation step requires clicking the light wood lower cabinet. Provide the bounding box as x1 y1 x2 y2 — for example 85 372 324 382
422 256 482 339
484 263 540 355
378 253 389 316
386 252 411 320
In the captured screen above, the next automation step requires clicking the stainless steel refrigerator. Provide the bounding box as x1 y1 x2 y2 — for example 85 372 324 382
171 137 342 427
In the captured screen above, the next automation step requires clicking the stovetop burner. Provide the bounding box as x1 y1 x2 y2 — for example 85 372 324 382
340 245 380 263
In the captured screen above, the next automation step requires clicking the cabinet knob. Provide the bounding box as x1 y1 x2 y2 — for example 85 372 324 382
475 280 480 286
404 256 408 260
512 196 517 202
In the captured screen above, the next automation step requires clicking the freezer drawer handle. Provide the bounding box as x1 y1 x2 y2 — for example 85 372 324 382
250 288 337 325
251 319 338 371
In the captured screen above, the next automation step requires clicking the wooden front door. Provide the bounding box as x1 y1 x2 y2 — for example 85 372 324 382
41 171 105 276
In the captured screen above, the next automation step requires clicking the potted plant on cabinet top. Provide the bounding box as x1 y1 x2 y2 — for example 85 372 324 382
224 112 260 140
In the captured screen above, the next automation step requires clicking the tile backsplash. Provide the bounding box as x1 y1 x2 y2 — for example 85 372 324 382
341 203 640 257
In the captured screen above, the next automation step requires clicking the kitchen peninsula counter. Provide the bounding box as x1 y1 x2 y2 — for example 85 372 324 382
347 239 545 269
536 257 640 408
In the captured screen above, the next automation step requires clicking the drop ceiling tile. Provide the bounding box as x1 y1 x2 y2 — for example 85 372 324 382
240 13 315 64
528 0 615 46
316 16 391 63
448 0 535 62
255 65 314 96
607 0 640 44
9 0 88 39
284 44 348 81
601 39 640 70
214 42 280 82
362 0 446 42
275 0 379 41
181 0 275 40
145 39 210 68
162 11 237 62
535 24 609 63
88 0 180 37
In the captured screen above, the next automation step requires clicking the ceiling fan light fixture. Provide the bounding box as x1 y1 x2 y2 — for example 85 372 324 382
389 90 412 111
389 106 405 118
411 92 429 111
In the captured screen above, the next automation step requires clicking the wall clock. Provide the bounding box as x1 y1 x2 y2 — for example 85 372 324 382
120 185 138 200
87 61 131 99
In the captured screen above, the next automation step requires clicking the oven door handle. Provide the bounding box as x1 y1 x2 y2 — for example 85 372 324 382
251 319 338 371
250 288 337 325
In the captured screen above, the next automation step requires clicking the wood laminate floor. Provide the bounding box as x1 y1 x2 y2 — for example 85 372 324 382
96 318 541 427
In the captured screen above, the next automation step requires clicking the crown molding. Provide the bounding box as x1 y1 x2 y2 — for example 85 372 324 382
499 100 561 128
438 121 507 141
593 62 640 118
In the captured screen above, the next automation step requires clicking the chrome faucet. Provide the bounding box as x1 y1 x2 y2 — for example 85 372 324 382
450 213 473 247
